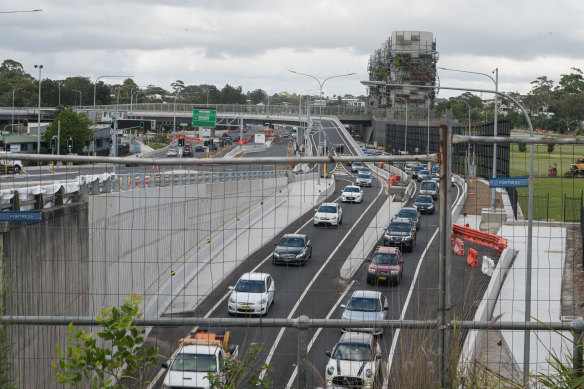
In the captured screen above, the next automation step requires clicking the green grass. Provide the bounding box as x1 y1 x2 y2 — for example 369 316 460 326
510 143 584 221
148 143 168 150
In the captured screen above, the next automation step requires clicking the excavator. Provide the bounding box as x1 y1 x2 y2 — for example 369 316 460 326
568 158 584 176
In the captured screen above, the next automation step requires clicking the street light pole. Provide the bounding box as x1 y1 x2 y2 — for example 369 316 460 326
288 71 356 184
456 99 472 175
12 88 20 132
34 64 43 154
438 66 499 210
424 92 431 155
395 96 408 153
72 89 82 107
58 83 61 106
206 88 211 106
93 75 133 122
131 91 144 116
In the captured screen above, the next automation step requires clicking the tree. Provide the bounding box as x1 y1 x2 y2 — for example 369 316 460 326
219 84 246 104
547 143 555 154
524 76 554 114
170 80 185 95
43 110 93 154
249 89 266 105
0 60 26 76
53 293 158 389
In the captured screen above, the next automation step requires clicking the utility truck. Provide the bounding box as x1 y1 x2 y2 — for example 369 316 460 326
162 329 239 389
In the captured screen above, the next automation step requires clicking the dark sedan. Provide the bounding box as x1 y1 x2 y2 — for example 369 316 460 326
272 234 312 265
414 195 435 214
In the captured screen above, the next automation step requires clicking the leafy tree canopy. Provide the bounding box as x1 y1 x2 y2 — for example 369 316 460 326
43 109 93 154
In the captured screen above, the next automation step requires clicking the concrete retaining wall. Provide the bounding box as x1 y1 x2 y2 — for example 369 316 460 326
1 203 89 389
87 177 288 315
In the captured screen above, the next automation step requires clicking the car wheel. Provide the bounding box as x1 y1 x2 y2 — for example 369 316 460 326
12 165 21 174
366 277 373 285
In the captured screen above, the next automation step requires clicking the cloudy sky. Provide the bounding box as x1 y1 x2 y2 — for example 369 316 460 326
1 0 582 99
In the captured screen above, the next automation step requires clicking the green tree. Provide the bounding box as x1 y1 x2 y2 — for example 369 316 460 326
249 89 267 105
518 143 527 153
524 76 554 114
43 110 93 154
53 293 158 388
547 143 555 153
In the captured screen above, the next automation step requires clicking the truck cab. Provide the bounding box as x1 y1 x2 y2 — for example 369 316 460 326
162 330 239 389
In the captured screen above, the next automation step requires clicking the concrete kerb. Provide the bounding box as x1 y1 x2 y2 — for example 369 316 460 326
459 247 516 369
160 175 335 315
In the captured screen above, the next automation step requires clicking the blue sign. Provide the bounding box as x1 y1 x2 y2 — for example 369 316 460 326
489 177 528 188
0 211 43 222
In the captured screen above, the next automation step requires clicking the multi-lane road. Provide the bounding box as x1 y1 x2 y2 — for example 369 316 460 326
140 119 493 389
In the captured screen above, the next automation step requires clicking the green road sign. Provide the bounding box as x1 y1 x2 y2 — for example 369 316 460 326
179 123 188 127
193 109 216 128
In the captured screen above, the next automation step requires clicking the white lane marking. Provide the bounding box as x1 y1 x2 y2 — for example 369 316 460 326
260 177 385 379
284 280 356 388
385 217 440 373
147 214 317 388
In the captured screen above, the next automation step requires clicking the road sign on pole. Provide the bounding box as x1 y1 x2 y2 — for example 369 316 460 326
489 177 528 188
193 109 216 128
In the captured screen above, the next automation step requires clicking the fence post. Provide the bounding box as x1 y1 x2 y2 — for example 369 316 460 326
573 318 584 377
297 315 310 389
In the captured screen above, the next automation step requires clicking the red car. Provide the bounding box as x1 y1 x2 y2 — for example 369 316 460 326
366 246 404 285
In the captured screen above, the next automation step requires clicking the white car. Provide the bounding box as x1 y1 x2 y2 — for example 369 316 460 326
341 290 388 335
0 152 23 174
341 185 363 203
313 203 343 227
356 173 372 187
325 332 382 388
228 272 275 315
166 148 178 157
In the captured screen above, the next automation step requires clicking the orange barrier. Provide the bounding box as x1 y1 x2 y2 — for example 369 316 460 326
389 174 395 186
380 162 385 169
145 176 150 187
453 238 464 256
467 248 478 267
451 223 508 255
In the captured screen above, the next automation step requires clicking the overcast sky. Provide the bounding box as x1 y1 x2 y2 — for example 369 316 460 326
1 0 583 99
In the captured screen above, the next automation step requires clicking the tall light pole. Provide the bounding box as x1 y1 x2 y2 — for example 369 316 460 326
34 64 43 154
395 96 408 153
72 89 82 107
456 99 472 174
438 66 499 210
93 75 133 121
58 83 61 106
206 88 211 106
11 88 20 131
288 70 355 184
173 94 179 142
131 90 144 116
424 92 431 155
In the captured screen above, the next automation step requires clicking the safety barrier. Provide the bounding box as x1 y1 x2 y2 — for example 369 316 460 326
451 223 508 255
467 248 478 267
453 238 464 256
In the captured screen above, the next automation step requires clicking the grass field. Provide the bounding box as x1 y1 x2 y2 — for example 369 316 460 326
509 143 584 221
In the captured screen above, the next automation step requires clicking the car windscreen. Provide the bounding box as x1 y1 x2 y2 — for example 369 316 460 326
344 187 360 193
347 297 382 312
358 174 371 179
234 279 265 293
389 222 410 233
398 209 417 219
421 182 437 190
416 196 432 204
353 163 363 167
317 205 337 213
278 236 304 247
372 253 399 265
332 342 372 361
171 354 217 372
420 170 430 175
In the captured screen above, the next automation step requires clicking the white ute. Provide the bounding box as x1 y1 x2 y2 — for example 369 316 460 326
0 152 23 174
162 330 239 389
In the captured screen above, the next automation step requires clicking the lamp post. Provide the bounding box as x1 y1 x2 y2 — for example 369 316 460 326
130 91 144 116
455 99 472 174
34 64 43 154
395 96 408 153
12 88 20 131
288 70 355 184
438 66 499 211
173 94 179 142
58 83 61 106
93 75 133 121
72 89 82 107
206 88 211 106
424 92 431 155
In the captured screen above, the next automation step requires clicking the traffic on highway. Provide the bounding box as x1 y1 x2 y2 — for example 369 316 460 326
141 118 465 389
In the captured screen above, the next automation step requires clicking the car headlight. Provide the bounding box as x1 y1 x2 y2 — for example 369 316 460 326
274 252 280 258
296 253 304 259
330 215 337 219
391 270 398 275
229 295 236 303
365 368 372 378
261 298 267 304
368 268 376 274
327 366 335 376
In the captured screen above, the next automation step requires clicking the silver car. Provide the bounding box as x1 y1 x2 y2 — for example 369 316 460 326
341 290 388 335
356 173 372 187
